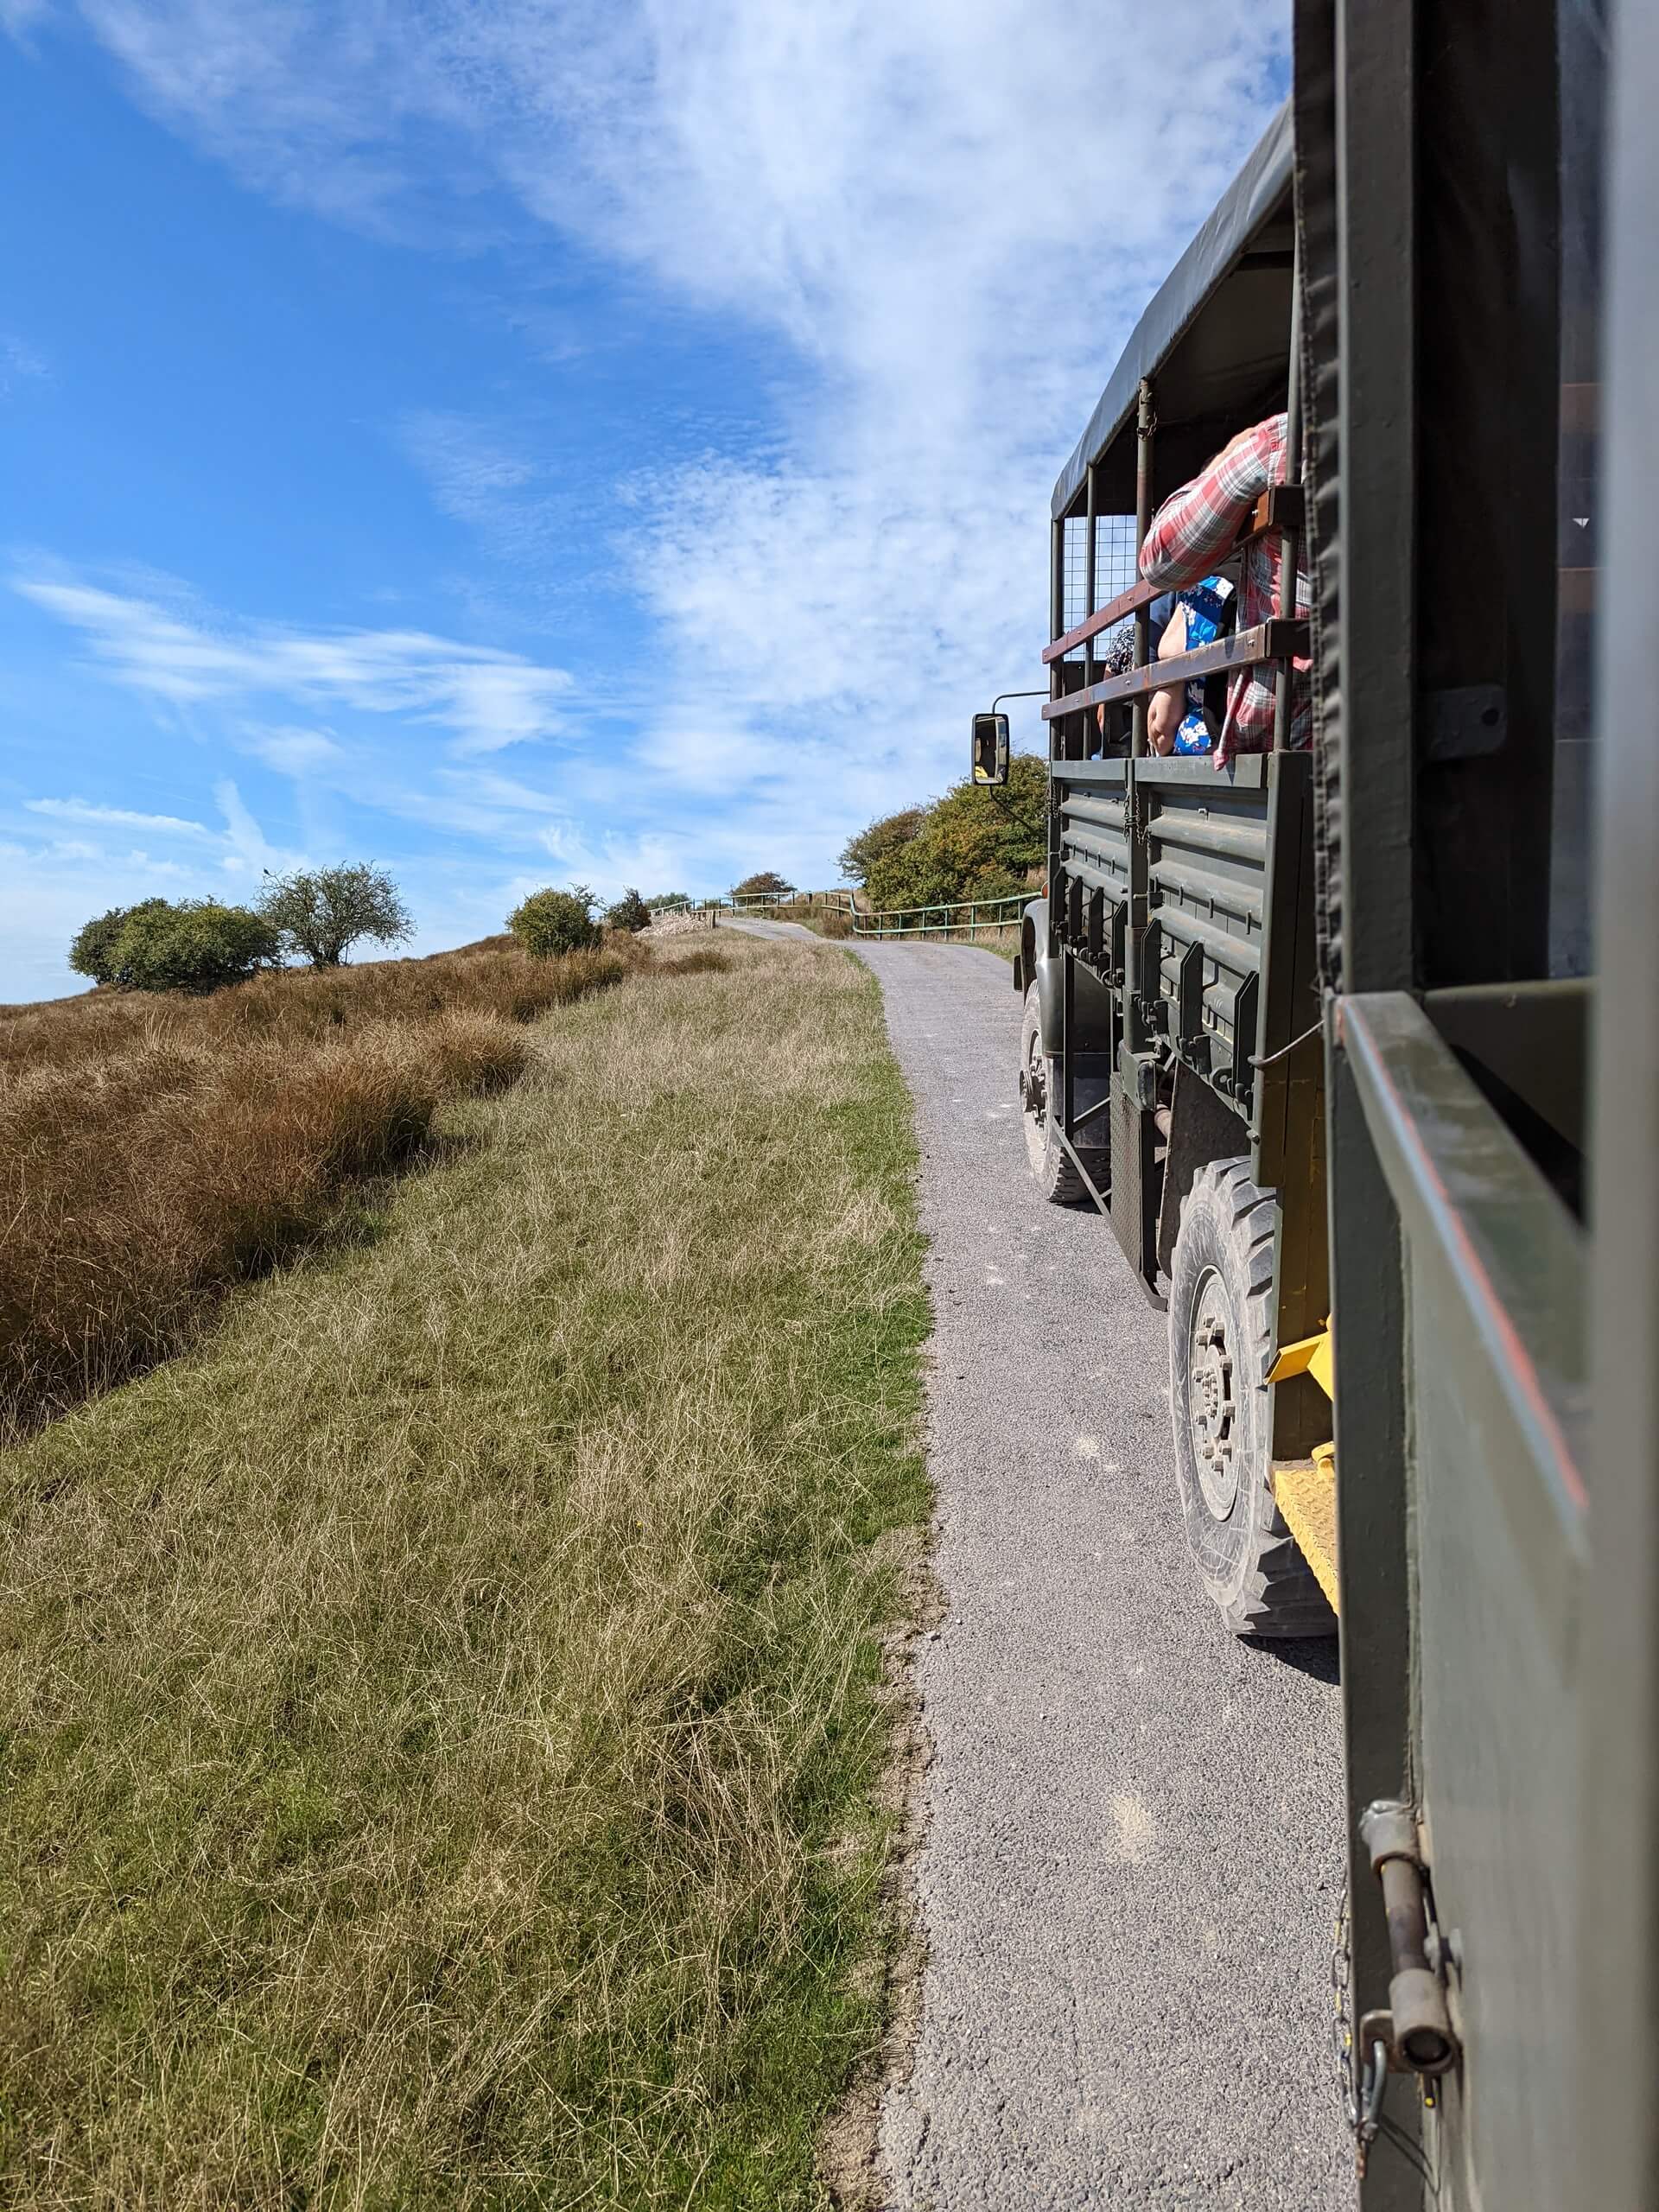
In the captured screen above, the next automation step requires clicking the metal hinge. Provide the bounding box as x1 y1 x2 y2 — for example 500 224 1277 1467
1358 1800 1460 2078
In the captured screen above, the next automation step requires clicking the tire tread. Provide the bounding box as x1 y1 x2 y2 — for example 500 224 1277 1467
1169 1157 1334 1639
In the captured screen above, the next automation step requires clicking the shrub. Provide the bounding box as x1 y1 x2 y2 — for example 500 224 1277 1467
509 886 603 959
419 1009 533 1096
838 809 925 889
259 863 414 968
110 900 281 994
644 891 691 912
68 899 172 987
662 949 733 976
731 870 795 900
860 753 1046 912
604 888 652 933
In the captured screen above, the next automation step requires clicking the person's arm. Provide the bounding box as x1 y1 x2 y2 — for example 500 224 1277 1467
1146 602 1188 754
1095 601 1170 742
1140 416 1283 591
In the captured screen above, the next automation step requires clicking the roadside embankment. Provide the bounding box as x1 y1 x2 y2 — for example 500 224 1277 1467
0 935 931 2208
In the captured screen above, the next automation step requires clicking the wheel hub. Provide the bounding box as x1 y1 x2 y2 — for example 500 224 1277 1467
1187 1272 1240 1518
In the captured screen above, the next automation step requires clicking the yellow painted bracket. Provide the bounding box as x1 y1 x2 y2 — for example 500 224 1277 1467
1274 1444 1340 1614
1268 1319 1333 1400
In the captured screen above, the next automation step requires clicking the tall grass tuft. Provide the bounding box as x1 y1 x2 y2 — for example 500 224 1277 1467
0 942 629 1440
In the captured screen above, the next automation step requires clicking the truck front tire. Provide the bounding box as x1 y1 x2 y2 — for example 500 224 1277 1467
1167 1159 1334 1638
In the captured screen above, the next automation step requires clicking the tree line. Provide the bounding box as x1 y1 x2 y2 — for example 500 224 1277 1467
66 745 1049 996
69 869 665 995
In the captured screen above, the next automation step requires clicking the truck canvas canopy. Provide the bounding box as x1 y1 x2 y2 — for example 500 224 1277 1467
1051 103 1294 522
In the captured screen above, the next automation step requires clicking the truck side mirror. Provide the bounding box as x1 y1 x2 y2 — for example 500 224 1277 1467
971 711 1010 786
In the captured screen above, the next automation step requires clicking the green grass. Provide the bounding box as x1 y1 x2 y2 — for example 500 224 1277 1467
0 938 931 2209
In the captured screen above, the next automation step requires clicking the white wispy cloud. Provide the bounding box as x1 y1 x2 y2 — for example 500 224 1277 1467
0 332 48 393
12 572 577 754
37 0 1285 855
25 795 216 838
0 2 49 44
233 722 346 774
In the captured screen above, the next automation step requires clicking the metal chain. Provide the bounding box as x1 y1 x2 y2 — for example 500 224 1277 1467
1332 1888 1384 2177
1333 1878 1444 2197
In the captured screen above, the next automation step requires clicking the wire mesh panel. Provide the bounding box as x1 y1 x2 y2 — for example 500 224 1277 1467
1059 514 1141 661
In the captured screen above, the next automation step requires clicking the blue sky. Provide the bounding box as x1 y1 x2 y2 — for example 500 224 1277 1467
1 0 1287 1001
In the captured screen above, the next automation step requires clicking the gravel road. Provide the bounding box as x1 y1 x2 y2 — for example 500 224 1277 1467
733 922 1352 2209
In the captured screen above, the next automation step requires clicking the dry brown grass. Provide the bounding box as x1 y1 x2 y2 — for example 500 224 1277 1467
0 942 632 1440
0 934 929 2208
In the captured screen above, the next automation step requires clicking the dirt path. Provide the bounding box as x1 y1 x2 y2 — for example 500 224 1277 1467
730 923 1352 2209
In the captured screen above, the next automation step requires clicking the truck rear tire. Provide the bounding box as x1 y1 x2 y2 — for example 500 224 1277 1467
1020 984 1100 1204
1167 1158 1335 1638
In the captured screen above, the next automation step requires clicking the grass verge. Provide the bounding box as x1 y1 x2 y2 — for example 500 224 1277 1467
0 941 632 1441
0 937 930 2209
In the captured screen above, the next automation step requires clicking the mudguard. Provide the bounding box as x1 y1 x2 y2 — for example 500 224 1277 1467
1016 899 1114 1058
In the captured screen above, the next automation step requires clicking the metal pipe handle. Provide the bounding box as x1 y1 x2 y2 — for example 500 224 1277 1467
1359 1798 1459 2076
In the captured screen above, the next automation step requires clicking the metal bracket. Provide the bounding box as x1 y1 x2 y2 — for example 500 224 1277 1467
1053 1123 1111 1220
1425 683 1506 762
1177 938 1205 1059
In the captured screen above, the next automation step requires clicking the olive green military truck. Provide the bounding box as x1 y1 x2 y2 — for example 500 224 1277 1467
974 0 1659 2202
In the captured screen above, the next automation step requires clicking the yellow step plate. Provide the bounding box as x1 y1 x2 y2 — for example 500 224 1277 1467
1274 1450 1339 1615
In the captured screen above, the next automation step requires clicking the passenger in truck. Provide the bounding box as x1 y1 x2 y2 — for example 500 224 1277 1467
1093 576 1234 754
1146 575 1235 755
1139 410 1311 767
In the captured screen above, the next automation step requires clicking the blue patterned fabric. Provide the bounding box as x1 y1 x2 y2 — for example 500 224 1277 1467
1170 575 1234 753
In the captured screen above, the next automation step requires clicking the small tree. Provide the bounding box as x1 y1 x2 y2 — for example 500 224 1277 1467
605 888 652 933
862 753 1048 912
111 899 280 993
68 899 171 986
731 870 795 901
509 884 603 958
645 891 691 912
259 863 413 969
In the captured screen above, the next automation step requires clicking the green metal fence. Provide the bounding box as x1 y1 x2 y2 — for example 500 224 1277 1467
647 888 1031 942
647 890 855 921
848 893 1028 942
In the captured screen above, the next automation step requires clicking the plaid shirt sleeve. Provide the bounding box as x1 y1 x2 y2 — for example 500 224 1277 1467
1139 413 1286 591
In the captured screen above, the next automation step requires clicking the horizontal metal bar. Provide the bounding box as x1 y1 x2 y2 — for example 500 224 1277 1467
849 917 1023 939
1150 857 1265 925
1148 903 1261 975
1042 577 1163 664
1052 760 1132 789
849 893 1028 923
1058 856 1128 901
1146 808 1268 863
1064 817 1129 860
1061 795 1128 831
1041 621 1309 720
1065 842 1130 886
1135 752 1270 789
